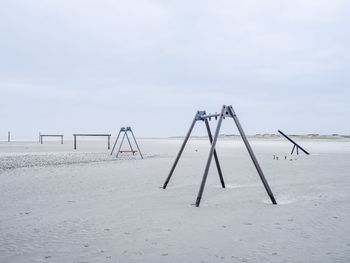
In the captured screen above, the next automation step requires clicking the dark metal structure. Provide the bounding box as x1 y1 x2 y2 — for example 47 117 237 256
278 130 310 155
163 105 277 207
39 134 64 144
8 131 10 142
110 127 143 159
73 134 111 150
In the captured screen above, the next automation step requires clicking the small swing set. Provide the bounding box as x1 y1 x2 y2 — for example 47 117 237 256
110 127 143 159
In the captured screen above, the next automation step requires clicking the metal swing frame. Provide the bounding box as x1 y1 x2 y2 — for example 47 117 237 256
110 127 143 159
162 105 277 207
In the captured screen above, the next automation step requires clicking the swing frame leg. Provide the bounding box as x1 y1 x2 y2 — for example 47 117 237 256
130 129 144 159
125 132 135 155
110 131 122 155
116 132 126 158
195 105 226 207
204 119 225 188
163 113 198 189
227 106 277 205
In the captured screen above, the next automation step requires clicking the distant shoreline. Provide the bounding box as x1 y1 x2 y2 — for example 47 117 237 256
168 134 350 141
2 134 350 142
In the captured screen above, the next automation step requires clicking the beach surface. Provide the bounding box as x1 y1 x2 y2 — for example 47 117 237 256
1 138 350 262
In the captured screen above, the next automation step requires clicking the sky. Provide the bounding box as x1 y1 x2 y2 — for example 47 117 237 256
1 0 349 139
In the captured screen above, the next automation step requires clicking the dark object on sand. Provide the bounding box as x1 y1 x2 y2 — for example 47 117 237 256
39 134 64 144
278 130 310 155
73 134 111 150
163 105 277 207
110 127 143 159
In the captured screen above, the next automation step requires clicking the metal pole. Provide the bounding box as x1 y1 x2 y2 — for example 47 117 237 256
125 132 135 155
116 132 126 158
74 135 77 150
110 130 122 155
228 106 277 205
108 135 110 150
291 145 296 155
163 113 198 189
41 136 43 144
61 136 63 144
8 131 10 142
130 129 143 159
195 105 226 207
204 119 225 188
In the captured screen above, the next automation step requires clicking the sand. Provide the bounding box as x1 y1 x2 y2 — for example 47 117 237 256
1 138 350 262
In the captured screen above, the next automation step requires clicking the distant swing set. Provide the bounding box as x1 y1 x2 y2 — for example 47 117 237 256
162 105 277 207
110 127 143 159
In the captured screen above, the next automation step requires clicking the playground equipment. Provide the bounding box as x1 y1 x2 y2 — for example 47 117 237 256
110 127 143 159
39 134 64 144
278 130 310 155
73 134 111 150
163 105 277 207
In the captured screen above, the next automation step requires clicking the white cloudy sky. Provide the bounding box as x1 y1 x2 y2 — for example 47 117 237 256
1 0 349 139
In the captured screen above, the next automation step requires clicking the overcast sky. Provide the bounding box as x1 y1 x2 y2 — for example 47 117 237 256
1 0 349 139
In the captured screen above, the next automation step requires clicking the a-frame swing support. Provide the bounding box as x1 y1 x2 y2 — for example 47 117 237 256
163 105 277 207
110 127 143 159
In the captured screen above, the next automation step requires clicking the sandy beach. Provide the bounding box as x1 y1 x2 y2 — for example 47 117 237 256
1 138 350 262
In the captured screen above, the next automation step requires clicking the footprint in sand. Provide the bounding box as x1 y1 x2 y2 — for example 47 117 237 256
162 253 168 256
